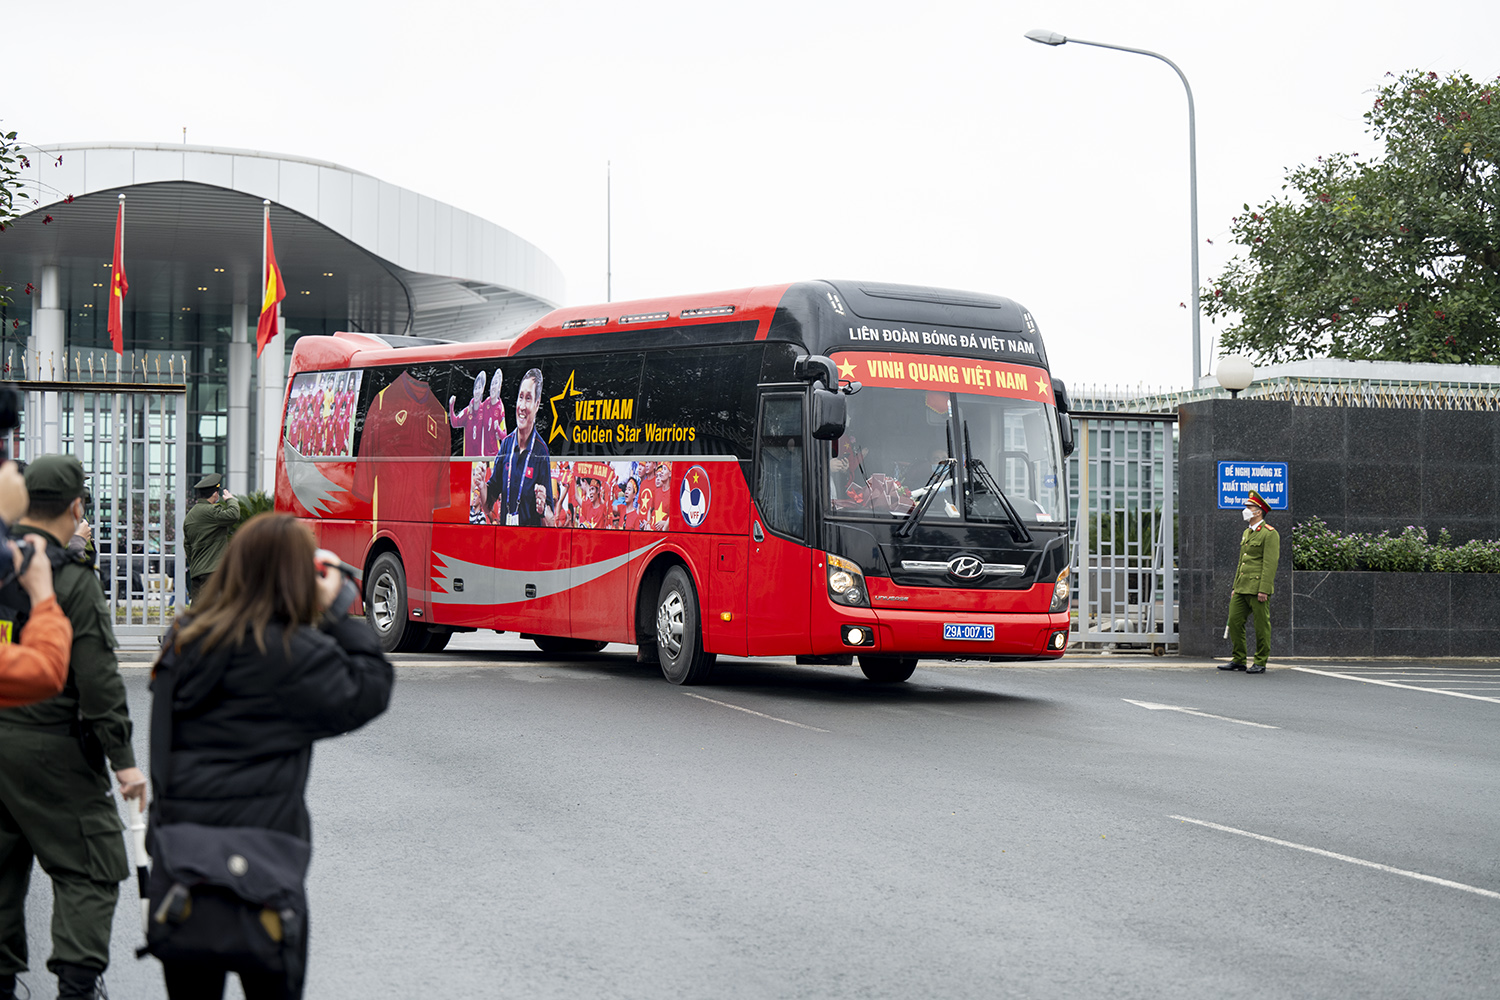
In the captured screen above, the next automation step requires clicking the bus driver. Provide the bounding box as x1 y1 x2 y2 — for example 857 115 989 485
486 368 556 527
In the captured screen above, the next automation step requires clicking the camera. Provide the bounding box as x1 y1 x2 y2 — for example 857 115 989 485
314 549 360 583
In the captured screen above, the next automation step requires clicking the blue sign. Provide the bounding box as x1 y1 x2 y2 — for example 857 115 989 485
1217 461 1289 510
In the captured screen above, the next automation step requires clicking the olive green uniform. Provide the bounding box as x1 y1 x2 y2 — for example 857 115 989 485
183 493 239 599
0 527 133 979
1226 521 1280 668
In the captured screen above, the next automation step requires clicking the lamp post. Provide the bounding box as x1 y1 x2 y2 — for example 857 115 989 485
1025 29 1203 390
1216 354 1255 398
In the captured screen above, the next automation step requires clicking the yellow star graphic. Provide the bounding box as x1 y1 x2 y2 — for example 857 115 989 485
837 357 858 381
548 370 583 443
655 503 666 522
1036 374 1051 398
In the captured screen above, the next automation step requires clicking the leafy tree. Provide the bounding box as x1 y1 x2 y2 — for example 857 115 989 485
1206 71 1500 364
0 128 26 307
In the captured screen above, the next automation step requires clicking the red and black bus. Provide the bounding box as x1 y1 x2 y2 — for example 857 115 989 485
277 280 1075 683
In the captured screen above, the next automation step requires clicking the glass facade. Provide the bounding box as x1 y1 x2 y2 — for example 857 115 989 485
0 296 343 485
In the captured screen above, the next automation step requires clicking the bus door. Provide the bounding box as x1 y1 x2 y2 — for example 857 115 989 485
746 392 811 655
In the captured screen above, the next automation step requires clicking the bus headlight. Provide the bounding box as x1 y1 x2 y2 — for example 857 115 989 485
826 553 870 608
1050 567 1071 612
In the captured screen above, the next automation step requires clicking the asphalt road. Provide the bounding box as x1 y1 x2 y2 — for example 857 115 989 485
18 638 1500 999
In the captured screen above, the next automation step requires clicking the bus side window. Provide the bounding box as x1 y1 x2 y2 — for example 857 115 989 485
756 396 804 539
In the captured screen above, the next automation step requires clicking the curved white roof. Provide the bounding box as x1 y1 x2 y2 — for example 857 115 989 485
12 142 563 339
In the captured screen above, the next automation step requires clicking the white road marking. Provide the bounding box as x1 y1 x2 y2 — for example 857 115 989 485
1122 699 1279 729
683 692 830 732
1291 666 1500 704
1169 815 1500 901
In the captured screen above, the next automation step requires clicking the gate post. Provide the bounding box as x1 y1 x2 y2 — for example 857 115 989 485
174 392 188 603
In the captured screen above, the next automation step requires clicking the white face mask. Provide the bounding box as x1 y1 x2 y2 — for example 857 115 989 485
1242 507 1256 522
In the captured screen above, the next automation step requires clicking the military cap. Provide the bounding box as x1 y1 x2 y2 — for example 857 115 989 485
24 453 88 503
194 473 223 490
1246 490 1271 513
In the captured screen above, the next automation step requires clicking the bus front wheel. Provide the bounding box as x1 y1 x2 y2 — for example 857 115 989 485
859 655 917 683
656 566 716 685
366 552 425 654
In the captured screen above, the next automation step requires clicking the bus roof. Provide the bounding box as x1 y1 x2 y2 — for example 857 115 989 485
287 280 1041 375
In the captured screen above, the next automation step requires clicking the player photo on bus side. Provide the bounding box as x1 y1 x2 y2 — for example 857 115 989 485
484 367 559 526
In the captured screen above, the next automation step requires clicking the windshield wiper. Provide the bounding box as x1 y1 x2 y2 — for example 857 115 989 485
963 422 1032 543
897 457 955 538
967 457 1033 543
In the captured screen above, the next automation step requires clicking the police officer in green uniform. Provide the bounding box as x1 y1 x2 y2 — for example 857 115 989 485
182 472 240 601
0 455 143 1000
1221 489 1279 674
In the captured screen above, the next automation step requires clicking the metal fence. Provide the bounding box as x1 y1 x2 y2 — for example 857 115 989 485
19 380 187 649
1067 411 1178 651
1058 373 1500 652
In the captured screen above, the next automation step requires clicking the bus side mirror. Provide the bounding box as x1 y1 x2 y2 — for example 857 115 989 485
1052 377 1075 456
811 386 846 440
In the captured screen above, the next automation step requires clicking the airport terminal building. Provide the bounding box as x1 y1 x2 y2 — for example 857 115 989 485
0 142 564 492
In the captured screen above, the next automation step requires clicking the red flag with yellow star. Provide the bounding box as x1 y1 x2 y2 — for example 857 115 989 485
107 201 128 354
255 211 286 357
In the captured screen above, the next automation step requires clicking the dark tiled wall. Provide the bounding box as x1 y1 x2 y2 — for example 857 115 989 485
1178 400 1500 657
1293 572 1500 657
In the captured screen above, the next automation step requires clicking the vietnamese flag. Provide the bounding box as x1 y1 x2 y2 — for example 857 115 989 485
107 200 128 355
256 209 286 357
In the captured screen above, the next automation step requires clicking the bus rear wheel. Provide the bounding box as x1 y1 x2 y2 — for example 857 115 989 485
859 655 917 683
656 566 716 685
366 552 425 654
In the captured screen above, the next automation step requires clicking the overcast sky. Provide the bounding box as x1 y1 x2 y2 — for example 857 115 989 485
8 0 1499 390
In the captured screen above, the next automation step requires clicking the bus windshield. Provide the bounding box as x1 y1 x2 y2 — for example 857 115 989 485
827 387 1065 525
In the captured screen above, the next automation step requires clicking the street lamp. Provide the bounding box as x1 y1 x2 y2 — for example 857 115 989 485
1216 354 1255 398
1025 29 1203 390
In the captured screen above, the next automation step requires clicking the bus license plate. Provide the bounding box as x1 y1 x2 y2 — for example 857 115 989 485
944 623 994 642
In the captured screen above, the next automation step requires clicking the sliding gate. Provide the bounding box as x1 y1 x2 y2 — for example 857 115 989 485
20 382 188 650
1067 411 1178 650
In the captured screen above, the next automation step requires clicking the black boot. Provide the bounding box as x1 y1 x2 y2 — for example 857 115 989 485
54 962 103 1000
0 972 17 1000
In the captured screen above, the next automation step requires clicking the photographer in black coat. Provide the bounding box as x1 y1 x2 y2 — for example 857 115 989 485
148 514 393 999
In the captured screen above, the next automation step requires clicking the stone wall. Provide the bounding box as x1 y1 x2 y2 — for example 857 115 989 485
1178 399 1500 657
1292 571 1500 657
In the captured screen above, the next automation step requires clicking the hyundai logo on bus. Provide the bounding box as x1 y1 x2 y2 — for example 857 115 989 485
1217 461 1289 509
946 555 986 581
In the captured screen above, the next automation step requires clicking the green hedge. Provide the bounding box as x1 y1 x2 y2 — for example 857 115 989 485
1292 517 1500 573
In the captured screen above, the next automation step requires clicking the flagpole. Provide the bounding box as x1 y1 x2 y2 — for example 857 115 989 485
606 161 612 303
260 199 269 491
262 199 269 330
117 193 126 373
